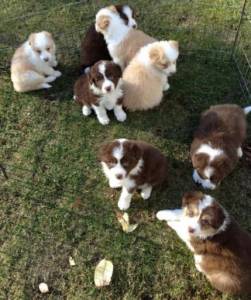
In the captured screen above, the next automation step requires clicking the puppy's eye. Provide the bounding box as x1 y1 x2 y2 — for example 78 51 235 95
46 47 50 51
201 219 210 226
36 49 41 54
96 75 103 81
107 162 116 168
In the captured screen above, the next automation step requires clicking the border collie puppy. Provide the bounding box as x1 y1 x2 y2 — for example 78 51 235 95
191 104 251 189
157 191 251 295
99 139 168 210
95 6 155 70
80 5 137 73
74 60 126 125
122 41 179 111
11 31 61 92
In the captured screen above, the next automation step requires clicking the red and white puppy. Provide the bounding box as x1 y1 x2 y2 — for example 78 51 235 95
80 4 137 73
74 60 126 125
95 6 155 70
191 104 251 189
99 139 168 210
157 191 251 295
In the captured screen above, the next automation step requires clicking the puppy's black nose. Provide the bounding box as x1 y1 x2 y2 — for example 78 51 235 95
188 227 195 234
132 24 137 29
44 58 49 62
116 174 123 180
106 86 111 92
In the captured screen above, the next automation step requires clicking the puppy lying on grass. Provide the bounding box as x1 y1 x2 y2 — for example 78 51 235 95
11 31 61 92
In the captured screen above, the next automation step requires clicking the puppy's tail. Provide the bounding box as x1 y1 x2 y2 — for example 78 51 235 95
244 105 251 115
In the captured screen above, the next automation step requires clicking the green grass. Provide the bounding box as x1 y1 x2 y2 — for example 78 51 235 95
1 0 251 299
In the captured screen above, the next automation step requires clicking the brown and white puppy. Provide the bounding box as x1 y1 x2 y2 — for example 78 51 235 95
157 191 251 295
191 104 251 189
95 6 155 70
122 41 179 111
11 31 61 92
99 139 168 210
74 60 126 125
80 4 137 73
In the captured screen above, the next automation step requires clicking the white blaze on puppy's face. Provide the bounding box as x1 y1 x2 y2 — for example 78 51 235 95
192 143 224 189
98 62 115 94
29 32 55 63
122 5 137 28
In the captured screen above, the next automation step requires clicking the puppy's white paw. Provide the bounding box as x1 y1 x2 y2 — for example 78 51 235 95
237 147 243 158
118 198 130 211
82 105 92 116
156 210 174 221
41 83 52 89
163 82 170 91
115 110 127 122
109 179 122 188
54 71 62 78
98 116 110 125
46 75 56 83
141 186 152 200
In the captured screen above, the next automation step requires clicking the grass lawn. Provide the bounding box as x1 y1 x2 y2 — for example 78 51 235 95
0 0 251 299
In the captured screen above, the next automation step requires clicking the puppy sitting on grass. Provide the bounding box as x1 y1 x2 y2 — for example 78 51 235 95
11 31 61 92
99 139 168 210
74 61 126 125
157 191 251 295
122 40 179 111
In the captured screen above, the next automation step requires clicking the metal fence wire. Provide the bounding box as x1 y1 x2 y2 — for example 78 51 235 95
0 0 250 102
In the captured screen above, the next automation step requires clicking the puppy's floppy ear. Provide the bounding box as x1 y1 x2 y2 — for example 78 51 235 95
107 5 117 13
202 202 225 229
168 40 179 51
28 33 36 47
192 153 207 169
113 63 122 78
96 15 110 32
128 142 142 159
98 142 110 162
42 31 52 38
182 191 203 207
149 47 161 64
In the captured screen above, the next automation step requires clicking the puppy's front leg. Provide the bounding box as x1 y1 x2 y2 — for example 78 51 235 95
118 187 133 210
92 104 110 125
163 77 170 91
156 209 183 222
40 64 61 78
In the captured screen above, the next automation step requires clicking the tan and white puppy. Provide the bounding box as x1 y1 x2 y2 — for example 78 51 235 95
99 139 168 210
157 191 251 295
11 31 61 92
122 41 179 111
95 6 155 70
191 104 251 189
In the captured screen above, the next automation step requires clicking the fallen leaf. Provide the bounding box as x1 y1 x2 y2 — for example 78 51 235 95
116 212 138 233
94 259 113 287
39 282 49 293
69 256 76 266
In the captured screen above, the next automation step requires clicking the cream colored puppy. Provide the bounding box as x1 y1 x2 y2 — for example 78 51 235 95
11 31 61 92
122 41 179 111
